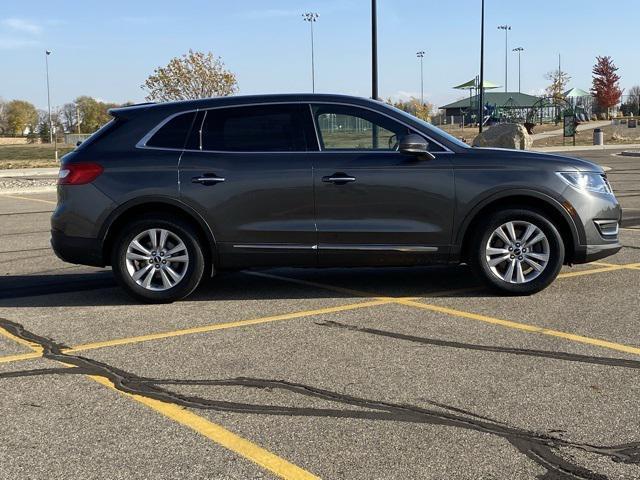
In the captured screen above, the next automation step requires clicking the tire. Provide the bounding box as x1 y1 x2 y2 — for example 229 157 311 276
111 216 205 303
469 209 565 295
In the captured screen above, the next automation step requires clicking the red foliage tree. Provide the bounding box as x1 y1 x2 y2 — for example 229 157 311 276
591 56 623 114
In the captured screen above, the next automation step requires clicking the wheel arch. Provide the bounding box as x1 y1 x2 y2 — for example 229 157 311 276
100 196 218 273
457 189 583 264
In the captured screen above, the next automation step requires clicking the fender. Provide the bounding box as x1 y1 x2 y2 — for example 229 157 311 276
454 187 585 249
98 195 219 264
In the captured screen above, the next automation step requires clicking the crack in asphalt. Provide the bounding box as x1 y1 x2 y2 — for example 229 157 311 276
1 317 639 480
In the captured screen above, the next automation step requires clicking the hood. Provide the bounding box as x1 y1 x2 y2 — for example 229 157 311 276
470 147 604 173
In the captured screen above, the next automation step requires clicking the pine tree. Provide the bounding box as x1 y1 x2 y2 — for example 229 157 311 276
591 56 623 117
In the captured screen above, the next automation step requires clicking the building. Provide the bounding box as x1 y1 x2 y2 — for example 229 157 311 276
440 92 541 123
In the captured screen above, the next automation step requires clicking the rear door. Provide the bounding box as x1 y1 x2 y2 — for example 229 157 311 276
178 103 318 268
311 103 455 266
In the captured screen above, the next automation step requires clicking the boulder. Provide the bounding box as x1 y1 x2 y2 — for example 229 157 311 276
472 123 532 150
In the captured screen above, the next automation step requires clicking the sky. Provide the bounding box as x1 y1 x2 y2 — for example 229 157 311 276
1 0 638 111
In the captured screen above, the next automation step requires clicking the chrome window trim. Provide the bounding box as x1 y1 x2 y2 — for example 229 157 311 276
136 101 454 155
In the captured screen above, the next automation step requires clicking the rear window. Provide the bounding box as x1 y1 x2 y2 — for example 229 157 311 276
200 105 308 152
146 112 196 149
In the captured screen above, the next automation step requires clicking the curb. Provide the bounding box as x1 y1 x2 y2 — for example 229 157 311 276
533 144 640 153
0 186 56 195
620 151 640 157
0 168 59 178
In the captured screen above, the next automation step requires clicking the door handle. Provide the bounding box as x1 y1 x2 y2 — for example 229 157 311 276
322 173 356 185
192 174 225 185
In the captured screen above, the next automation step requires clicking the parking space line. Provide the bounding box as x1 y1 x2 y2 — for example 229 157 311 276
0 193 57 205
0 299 394 365
90 374 320 480
256 272 640 357
0 324 320 480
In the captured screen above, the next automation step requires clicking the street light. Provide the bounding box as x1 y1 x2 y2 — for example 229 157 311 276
302 12 319 93
416 51 425 105
479 0 485 133
371 0 378 100
513 47 524 93
45 50 53 144
497 25 511 92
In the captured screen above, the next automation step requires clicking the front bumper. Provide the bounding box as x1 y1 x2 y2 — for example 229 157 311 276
573 242 623 264
51 229 104 267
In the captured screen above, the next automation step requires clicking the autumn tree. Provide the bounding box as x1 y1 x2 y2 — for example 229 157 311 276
545 69 571 102
5 100 38 135
75 96 118 132
142 50 238 102
591 56 623 116
387 97 434 122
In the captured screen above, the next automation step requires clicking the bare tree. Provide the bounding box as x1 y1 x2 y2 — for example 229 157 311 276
142 50 238 102
545 69 571 102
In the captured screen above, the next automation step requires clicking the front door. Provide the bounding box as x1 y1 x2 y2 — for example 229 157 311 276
178 103 318 268
311 103 455 266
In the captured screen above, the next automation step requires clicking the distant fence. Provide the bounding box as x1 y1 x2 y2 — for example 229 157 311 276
64 133 92 145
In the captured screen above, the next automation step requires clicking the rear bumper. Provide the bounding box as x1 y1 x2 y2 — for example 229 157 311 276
51 229 104 267
573 243 623 264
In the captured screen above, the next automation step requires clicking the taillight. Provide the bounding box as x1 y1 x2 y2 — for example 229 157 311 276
57 163 103 185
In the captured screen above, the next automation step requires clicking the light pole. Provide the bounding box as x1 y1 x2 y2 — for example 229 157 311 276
45 50 53 144
479 0 485 133
371 0 378 100
302 12 319 93
416 51 425 105
512 47 524 93
497 25 511 92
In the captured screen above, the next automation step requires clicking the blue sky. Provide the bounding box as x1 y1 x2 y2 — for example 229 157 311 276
1 0 638 111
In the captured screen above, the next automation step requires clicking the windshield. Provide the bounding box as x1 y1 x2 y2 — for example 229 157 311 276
385 104 469 149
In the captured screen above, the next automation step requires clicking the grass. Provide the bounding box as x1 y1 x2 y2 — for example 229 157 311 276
531 124 640 148
0 144 74 169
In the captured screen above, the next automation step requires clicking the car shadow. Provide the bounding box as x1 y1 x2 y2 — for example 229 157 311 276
0 264 493 308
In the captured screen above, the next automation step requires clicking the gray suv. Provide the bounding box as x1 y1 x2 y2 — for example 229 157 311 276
51 94 622 302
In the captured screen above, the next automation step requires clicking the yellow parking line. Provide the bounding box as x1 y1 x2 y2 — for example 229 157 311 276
0 323 42 350
0 299 393 365
1 193 57 205
0 325 320 480
259 272 640 357
557 265 627 278
90 375 320 480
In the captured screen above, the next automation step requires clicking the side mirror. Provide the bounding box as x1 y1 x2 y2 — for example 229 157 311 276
399 134 435 159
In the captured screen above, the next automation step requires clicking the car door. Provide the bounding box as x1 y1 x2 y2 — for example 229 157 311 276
311 103 455 266
178 103 318 268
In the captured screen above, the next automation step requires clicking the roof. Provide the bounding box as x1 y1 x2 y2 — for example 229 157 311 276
440 92 540 110
564 88 591 98
453 79 501 90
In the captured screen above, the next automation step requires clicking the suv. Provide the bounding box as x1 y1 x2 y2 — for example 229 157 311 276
51 94 622 302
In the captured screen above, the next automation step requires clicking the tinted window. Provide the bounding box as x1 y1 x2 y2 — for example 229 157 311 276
147 112 196 149
201 105 308 152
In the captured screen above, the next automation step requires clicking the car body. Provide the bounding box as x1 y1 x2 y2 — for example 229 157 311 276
51 94 622 302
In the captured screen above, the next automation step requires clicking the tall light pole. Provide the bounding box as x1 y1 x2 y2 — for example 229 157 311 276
302 12 319 93
45 50 53 144
416 51 425 105
497 25 511 92
479 0 485 133
371 0 378 100
512 47 524 93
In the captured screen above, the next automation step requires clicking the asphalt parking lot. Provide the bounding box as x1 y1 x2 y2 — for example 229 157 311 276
1 150 639 480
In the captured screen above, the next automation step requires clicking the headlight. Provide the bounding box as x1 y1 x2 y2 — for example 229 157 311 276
556 172 613 195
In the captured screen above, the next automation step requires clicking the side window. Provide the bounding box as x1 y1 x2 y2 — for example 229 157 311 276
200 105 308 152
312 104 409 151
146 112 196 149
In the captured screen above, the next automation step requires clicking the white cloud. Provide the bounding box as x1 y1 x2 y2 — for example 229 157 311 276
0 37 39 49
2 18 42 35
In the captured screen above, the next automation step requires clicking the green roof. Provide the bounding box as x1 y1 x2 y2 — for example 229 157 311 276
564 88 591 98
452 79 501 90
440 92 541 110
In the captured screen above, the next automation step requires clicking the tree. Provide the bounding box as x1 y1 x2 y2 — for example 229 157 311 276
621 85 639 116
60 102 80 133
591 56 623 116
386 97 434 122
75 96 118 132
142 50 238 102
0 98 7 134
545 69 571 102
5 100 38 135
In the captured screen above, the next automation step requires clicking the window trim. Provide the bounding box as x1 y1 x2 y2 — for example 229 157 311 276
136 101 453 154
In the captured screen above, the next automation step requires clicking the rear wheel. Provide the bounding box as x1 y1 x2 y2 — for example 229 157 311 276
111 217 205 303
470 209 564 295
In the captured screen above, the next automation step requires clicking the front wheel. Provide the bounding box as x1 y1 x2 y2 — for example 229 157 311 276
470 209 565 295
111 217 205 303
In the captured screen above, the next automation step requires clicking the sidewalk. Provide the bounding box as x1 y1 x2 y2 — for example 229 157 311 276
530 120 611 141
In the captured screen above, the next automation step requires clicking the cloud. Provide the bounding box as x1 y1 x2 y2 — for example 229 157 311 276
240 9 302 19
2 18 42 35
0 37 39 49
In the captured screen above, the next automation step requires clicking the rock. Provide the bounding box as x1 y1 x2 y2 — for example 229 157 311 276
472 123 532 150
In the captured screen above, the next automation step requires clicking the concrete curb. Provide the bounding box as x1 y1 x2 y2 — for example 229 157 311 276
0 167 59 178
533 144 640 153
0 186 56 195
